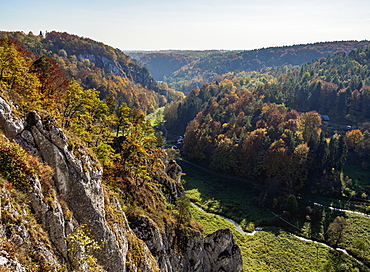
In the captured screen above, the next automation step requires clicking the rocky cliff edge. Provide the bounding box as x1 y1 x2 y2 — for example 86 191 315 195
0 96 242 272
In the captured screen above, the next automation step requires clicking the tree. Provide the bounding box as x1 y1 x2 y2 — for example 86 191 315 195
66 225 104 272
209 135 234 171
327 216 349 247
0 39 41 108
175 196 192 226
239 128 267 179
61 79 117 167
115 102 131 137
285 195 298 216
345 129 363 150
117 108 165 187
29 55 69 100
291 143 310 191
61 79 100 129
298 111 322 143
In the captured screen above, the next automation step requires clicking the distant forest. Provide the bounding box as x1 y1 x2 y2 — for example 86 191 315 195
130 40 370 93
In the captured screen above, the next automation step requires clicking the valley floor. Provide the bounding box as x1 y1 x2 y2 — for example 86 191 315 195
180 160 370 272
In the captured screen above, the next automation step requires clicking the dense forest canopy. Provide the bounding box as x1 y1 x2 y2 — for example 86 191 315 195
164 45 370 207
0 31 184 173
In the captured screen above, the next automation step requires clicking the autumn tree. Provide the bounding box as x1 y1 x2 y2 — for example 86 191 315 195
116 107 165 187
209 135 234 171
0 38 41 110
345 129 363 150
61 79 117 167
238 128 268 179
327 216 349 247
29 55 69 101
291 143 310 191
298 111 322 143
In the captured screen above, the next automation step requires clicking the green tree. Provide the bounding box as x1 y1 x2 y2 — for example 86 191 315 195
175 196 192 226
285 195 298 216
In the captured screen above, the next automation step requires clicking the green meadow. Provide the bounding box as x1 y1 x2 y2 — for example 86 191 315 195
181 161 370 271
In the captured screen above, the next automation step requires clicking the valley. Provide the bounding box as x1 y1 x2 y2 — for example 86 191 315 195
1 30 370 271
181 161 370 271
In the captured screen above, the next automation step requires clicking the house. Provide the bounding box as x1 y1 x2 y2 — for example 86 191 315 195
319 114 330 121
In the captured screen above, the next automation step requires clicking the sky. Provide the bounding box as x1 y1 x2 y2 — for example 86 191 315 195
1 0 370 51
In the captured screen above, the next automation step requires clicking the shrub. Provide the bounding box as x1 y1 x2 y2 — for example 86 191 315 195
0 138 35 190
66 225 104 272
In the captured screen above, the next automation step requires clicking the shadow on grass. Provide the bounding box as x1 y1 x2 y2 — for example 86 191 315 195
179 160 275 225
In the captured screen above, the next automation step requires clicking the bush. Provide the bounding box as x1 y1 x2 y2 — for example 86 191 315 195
0 138 35 190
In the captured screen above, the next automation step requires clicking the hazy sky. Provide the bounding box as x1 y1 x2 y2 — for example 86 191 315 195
1 0 369 50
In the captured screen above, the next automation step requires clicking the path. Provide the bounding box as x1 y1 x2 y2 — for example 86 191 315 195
184 159 370 270
312 202 370 218
181 159 370 219
193 203 370 270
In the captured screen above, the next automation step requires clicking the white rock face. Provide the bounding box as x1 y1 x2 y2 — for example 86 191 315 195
21 111 128 272
0 97 24 138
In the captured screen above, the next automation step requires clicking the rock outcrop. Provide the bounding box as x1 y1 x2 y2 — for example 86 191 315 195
19 110 128 271
0 96 243 271
77 53 162 95
204 229 243 272
129 213 243 272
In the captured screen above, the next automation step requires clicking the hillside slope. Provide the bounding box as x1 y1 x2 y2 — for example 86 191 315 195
1 31 184 113
131 41 370 93
0 32 241 271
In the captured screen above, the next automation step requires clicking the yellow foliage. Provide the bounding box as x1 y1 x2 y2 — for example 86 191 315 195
345 129 363 150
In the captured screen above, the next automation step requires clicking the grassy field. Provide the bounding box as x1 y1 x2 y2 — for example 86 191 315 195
344 162 369 187
145 106 165 127
191 205 366 272
181 161 370 271
179 160 276 225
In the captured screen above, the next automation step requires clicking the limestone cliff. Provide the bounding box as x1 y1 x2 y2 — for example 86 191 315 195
0 96 242 271
76 53 161 95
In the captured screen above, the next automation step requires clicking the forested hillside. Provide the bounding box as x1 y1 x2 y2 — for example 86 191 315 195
164 46 370 204
133 41 370 93
0 31 184 114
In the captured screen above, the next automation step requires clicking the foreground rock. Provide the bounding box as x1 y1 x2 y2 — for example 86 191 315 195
0 96 243 271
